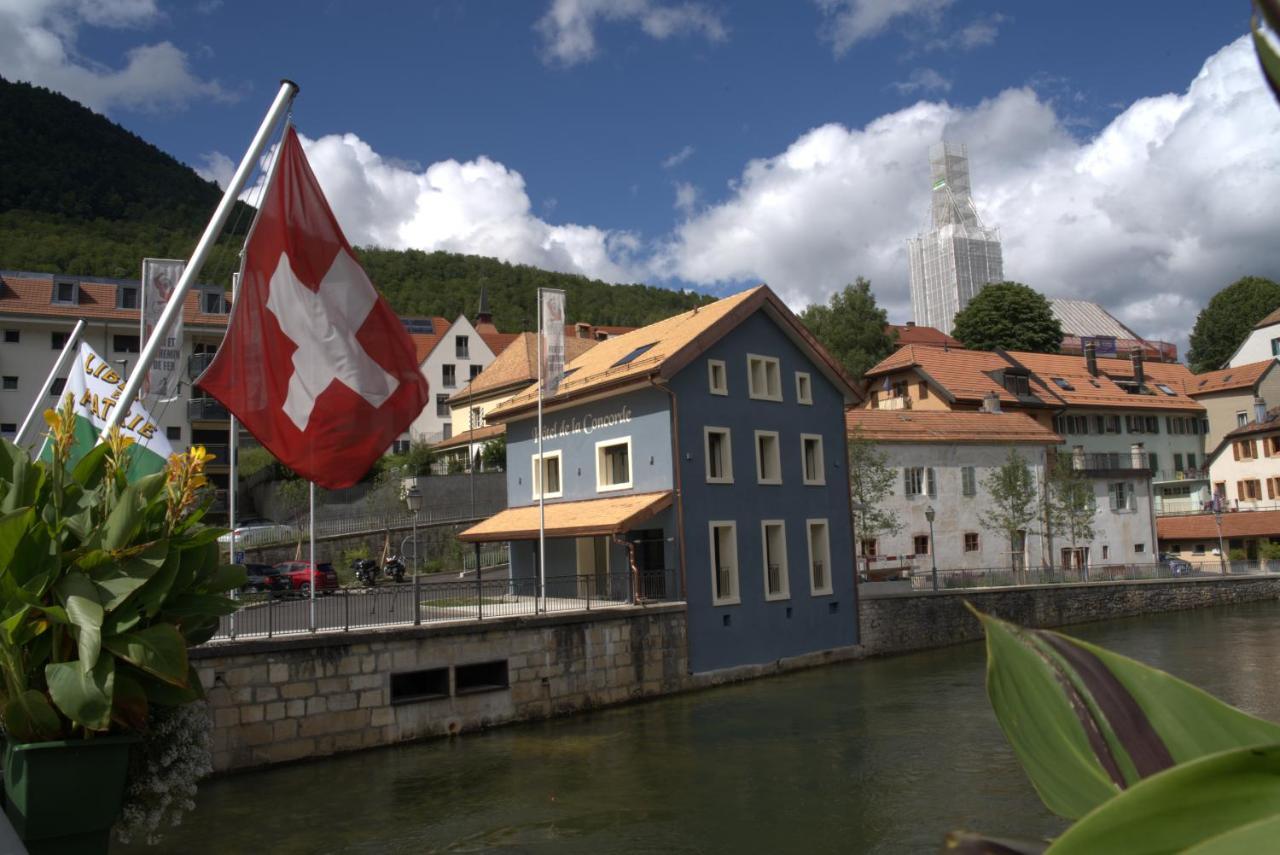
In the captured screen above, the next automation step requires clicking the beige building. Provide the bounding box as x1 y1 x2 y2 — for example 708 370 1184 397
1206 403 1280 512
1187 360 1280 451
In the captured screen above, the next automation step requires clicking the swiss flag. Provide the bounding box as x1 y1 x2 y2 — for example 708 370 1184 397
197 127 429 489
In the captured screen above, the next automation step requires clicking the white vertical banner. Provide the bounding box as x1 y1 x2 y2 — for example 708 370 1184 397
539 288 566 396
141 258 186 401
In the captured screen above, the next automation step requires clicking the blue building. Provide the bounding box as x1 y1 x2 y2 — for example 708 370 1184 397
460 286 864 673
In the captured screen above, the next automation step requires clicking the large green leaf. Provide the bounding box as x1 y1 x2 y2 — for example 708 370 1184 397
104 624 188 687
55 571 103 671
91 540 169 612
978 611 1280 820
98 480 146 551
162 592 241 618
3 689 63 743
1047 745 1280 854
137 664 204 706
201 563 247 594
46 655 114 732
110 667 149 732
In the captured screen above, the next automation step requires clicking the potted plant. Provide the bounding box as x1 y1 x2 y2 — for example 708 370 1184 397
0 398 244 853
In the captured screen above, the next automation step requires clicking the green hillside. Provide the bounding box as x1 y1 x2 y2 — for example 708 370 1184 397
0 76 711 329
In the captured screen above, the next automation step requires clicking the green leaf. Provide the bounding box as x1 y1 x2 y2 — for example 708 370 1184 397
162 592 241 618
104 624 188 687
56 571 104 671
1047 745 1280 854
69 441 110 489
3 689 63 743
110 668 149 731
46 655 114 732
201 563 248 594
138 664 204 706
91 540 168 612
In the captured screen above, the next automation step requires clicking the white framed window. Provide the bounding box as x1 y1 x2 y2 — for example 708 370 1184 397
442 364 456 388
1108 481 1134 512
755 430 782 484
962 466 976 497
806 519 832 596
531 450 563 499
747 354 782 401
903 466 936 498
708 359 728 396
595 437 632 492
795 372 812 405
801 434 825 485
704 427 733 484
761 520 790 600
709 521 740 605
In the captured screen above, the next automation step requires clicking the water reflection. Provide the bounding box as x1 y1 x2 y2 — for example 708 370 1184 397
116 601 1280 854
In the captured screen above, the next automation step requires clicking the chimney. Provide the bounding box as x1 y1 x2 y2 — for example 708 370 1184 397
1130 346 1145 389
1084 341 1098 377
905 320 916 328
982 392 1002 414
1255 396 1268 424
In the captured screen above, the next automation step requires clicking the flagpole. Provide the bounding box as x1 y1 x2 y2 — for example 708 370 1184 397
99 79 300 441
309 481 317 632
537 289 546 615
16 319 86 450
227 272 241 566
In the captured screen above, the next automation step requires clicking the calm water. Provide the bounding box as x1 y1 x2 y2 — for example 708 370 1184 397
119 601 1280 854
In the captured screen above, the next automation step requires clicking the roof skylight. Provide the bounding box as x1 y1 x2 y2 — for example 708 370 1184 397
612 342 657 367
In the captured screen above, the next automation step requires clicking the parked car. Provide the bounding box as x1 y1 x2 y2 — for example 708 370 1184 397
273 560 340 595
217 519 300 551
242 563 290 594
1160 553 1194 576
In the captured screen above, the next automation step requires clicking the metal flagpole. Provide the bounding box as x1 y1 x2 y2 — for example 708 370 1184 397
309 481 317 632
537 289 546 614
99 79 299 441
227 272 241 567
16 319 86 449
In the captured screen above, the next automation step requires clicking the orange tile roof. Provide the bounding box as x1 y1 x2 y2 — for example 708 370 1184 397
1008 351 1203 411
407 317 453 363
448 333 599 405
867 345 1057 407
847 410 1062 444
1188 360 1275 396
0 273 229 327
458 490 673 542
474 320 519 355
1157 510 1280 541
887 323 962 349
430 423 505 451
488 286 862 421
1254 306 1280 329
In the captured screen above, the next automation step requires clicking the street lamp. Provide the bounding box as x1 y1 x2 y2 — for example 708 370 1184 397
1214 509 1227 577
925 505 938 592
406 484 422 624
850 500 867 584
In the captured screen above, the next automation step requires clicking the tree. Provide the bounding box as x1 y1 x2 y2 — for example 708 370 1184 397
951 282 1063 353
1186 276 1280 372
1047 455 1097 577
480 435 507 471
979 449 1040 577
799 278 895 379
847 428 903 564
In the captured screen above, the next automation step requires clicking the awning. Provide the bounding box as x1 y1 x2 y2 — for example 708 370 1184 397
458 491 673 542
430 423 504 452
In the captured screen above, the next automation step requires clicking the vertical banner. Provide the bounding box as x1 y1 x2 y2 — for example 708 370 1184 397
141 258 186 401
540 288 566 395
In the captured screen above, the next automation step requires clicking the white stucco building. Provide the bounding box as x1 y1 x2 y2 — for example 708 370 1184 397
1226 306 1280 368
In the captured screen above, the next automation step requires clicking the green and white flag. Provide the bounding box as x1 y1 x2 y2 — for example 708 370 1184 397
39 342 176 478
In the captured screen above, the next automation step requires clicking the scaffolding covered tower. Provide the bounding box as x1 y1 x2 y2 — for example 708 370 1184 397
907 141 1003 335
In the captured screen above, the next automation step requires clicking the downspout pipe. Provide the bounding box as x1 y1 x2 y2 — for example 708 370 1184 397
650 377 688 601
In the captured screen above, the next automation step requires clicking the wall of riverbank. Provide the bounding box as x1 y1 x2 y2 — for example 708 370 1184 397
194 574 1280 773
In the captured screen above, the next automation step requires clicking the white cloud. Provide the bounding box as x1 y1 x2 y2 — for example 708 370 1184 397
195 150 234 189
0 0 228 112
891 68 952 95
662 144 695 169
673 181 698 215
536 0 727 66
814 0 951 56
922 13 1006 52
655 36 1280 353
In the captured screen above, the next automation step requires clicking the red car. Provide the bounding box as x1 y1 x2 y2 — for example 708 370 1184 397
273 561 339 595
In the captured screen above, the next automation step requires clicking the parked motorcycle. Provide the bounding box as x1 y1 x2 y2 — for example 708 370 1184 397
352 558 379 588
383 556 406 584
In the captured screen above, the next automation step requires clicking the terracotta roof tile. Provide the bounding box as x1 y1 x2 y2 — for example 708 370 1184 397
0 274 229 327
866 345 1056 407
474 320 519 355
1157 510 1280 540
406 317 453 363
847 410 1062 444
430 423 505 451
447 333 599 405
887 324 962 349
459 491 672 542
1254 306 1280 329
1188 360 1274 396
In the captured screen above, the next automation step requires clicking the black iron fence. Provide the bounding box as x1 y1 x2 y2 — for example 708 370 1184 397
860 560 1278 594
212 569 681 642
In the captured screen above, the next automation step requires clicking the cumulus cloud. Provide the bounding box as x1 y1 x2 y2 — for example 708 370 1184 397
655 36 1280 352
891 68 951 95
673 181 698 215
922 13 1006 52
0 0 228 112
814 0 951 56
662 144 695 169
195 150 235 189
536 0 727 66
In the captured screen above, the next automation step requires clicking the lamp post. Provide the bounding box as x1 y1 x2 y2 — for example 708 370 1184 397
1214 509 1227 577
406 484 422 625
850 500 866 584
925 505 938 592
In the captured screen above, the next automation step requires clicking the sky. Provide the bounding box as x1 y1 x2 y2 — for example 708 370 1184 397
2 0 1277 357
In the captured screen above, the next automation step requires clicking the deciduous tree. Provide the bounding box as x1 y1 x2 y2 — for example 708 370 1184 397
1047 455 1097 576
1186 276 1280 372
799 278 895 379
979 448 1040 576
951 282 1063 353
848 428 903 565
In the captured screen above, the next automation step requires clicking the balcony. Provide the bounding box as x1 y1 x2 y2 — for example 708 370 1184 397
1151 468 1209 483
188 397 229 422
874 396 911 411
1072 452 1152 476
188 352 216 379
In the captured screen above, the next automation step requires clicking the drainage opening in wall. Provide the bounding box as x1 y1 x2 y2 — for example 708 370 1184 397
390 668 449 705
455 660 509 696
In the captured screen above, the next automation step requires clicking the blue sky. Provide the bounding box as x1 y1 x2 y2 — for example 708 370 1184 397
2 1 1276 355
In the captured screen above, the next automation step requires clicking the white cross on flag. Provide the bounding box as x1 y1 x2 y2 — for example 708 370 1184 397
197 127 429 489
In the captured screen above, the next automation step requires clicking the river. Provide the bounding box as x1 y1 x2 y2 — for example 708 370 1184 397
116 601 1280 854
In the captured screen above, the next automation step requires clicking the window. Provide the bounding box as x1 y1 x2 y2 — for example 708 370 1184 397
613 342 657 367
1102 545 1111 559
761 521 789 600
469 407 483 429
964 532 980 552
913 534 930 555
795 372 812 405
469 364 483 381
807 520 832 595
1193 544 1205 555
456 335 470 359
1 376 16 391
113 335 139 354
52 281 77 304
1238 479 1262 501
961 466 976 497
1104 415 1121 434
918 380 929 400
49 378 65 396
860 538 878 557
595 437 632 492
117 285 138 310
1187 453 1197 470
801 434 825 485
391 439 411 455
2 329 17 343
202 291 226 314
704 427 733 484
51 331 68 350
0 424 15 438
1003 373 1030 395
903 467 936 498
755 430 781 484
442 364 456 388
1273 337 1280 356
1149 453 1158 474
1134 543 1146 554
707 360 728 395
1109 482 1134 512
166 426 181 441
436 394 450 417
747 355 782 401
1051 377 1074 391
1238 411 1249 427
1156 384 1177 396
709 522 739 605
442 423 452 440
531 450 563 499
1235 440 1258 461
1173 453 1183 472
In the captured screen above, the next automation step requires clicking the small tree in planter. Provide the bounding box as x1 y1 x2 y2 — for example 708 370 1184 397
0 398 244 853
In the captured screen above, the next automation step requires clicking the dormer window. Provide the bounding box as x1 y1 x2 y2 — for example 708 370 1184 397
202 291 227 314
117 285 139 310
1003 373 1030 396
52 281 77 305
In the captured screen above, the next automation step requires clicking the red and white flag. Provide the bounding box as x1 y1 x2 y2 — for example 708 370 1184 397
197 127 429 489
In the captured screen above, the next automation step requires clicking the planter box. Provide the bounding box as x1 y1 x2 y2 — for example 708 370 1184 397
4 734 137 854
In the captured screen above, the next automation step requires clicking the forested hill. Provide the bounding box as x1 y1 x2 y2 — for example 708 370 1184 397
0 77 712 329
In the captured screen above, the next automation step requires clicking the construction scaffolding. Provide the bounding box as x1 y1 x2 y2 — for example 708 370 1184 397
907 141 1003 335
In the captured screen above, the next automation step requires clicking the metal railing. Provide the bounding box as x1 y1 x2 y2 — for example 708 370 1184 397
860 560 1279 593
461 542 509 571
188 397 229 421
212 569 681 641
1072 452 1151 475
188 352 216 379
